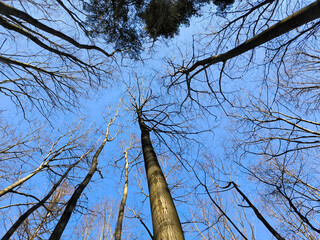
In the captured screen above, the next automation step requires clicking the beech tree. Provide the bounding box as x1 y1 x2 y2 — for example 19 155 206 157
168 0 320 107
161 0 320 238
126 83 185 239
2 168 75 239
2 0 320 239
113 140 141 240
0 121 96 239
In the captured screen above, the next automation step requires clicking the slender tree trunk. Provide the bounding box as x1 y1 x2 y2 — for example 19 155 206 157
30 211 52 240
0 161 48 198
185 0 320 74
1 163 76 240
114 150 129 240
49 121 115 240
137 111 184 240
231 183 285 240
0 138 72 198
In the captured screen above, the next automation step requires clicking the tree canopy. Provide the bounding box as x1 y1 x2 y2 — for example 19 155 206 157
1 0 320 239
83 0 235 56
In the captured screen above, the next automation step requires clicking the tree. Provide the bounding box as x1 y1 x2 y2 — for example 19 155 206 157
227 97 320 238
0 0 116 116
18 182 72 240
161 0 320 238
0 115 118 239
83 0 235 57
2 168 75 239
168 0 320 106
0 121 93 239
73 199 115 240
127 84 185 239
49 114 118 239
176 0 320 75
2 0 320 239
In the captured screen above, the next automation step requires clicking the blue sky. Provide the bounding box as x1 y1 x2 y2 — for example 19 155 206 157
1 0 320 239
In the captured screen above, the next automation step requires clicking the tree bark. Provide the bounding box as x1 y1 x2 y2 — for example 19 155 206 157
138 111 184 240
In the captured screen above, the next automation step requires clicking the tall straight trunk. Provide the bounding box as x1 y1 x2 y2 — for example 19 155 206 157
49 125 113 240
185 0 320 74
138 111 184 240
114 150 129 240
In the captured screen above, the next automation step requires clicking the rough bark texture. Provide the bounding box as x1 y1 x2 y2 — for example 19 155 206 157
138 112 184 240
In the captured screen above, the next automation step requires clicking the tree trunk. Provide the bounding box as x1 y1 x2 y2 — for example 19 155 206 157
138 111 184 240
232 182 285 240
1 163 75 240
0 159 52 198
114 150 129 240
49 125 113 240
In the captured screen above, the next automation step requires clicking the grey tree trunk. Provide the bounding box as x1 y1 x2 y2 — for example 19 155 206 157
138 111 184 240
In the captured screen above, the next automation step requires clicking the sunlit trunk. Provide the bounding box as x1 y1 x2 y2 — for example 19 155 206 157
2 152 86 239
49 118 116 240
138 111 184 240
114 150 129 240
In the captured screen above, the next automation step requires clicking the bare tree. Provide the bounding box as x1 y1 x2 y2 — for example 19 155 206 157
188 154 288 240
190 188 255 240
49 113 118 239
114 139 140 240
0 120 101 239
176 0 320 76
0 0 117 116
166 0 320 109
124 79 186 239
226 88 320 238
277 49 320 112
7 181 73 240
0 122 92 198
27 182 72 240
2 164 79 239
3 0 320 239
73 199 115 240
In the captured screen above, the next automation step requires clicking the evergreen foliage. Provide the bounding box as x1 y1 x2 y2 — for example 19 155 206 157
83 0 235 57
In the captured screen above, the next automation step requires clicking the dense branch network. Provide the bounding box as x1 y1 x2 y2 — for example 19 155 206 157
0 1 116 115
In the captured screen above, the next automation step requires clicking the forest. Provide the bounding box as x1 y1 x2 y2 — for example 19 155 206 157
0 0 320 239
